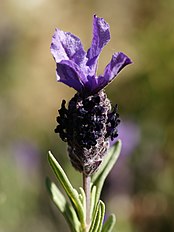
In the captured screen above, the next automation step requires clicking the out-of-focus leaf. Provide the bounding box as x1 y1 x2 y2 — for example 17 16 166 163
101 214 116 232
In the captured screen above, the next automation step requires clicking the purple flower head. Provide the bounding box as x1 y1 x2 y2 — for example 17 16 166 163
51 15 132 96
51 15 132 176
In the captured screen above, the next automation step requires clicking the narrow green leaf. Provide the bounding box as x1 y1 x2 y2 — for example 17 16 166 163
101 214 116 232
90 185 97 219
94 206 101 232
89 202 100 232
46 177 80 232
97 201 105 232
89 200 105 232
79 187 86 220
48 151 85 229
92 140 122 203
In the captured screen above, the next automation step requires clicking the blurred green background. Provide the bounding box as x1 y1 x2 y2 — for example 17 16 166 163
0 0 174 231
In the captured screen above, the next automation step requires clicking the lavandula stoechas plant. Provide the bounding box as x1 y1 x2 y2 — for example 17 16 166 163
47 15 132 232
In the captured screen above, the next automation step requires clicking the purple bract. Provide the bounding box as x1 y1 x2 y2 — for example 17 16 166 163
50 15 132 95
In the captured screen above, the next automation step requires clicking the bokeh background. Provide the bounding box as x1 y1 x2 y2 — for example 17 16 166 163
0 0 174 231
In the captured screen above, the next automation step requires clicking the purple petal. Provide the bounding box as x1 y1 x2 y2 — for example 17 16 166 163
87 15 110 74
104 52 132 79
51 28 87 67
56 60 88 92
95 52 132 92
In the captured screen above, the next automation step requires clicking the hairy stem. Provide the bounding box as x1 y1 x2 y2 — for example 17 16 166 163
83 174 91 231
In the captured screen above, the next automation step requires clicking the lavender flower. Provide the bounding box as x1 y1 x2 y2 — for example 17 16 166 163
51 15 132 176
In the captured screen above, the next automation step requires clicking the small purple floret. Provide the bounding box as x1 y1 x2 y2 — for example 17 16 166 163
50 15 132 95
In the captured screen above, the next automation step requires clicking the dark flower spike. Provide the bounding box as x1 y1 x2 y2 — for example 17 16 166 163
51 15 132 176
51 15 132 95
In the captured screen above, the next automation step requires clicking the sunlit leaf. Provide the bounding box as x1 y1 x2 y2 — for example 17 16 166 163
46 177 80 232
96 201 105 232
90 185 97 219
79 187 86 221
48 151 85 229
89 200 105 232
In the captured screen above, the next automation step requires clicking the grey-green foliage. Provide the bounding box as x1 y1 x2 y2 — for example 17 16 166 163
46 140 121 232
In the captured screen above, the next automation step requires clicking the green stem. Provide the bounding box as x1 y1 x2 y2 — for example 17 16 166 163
83 174 91 231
